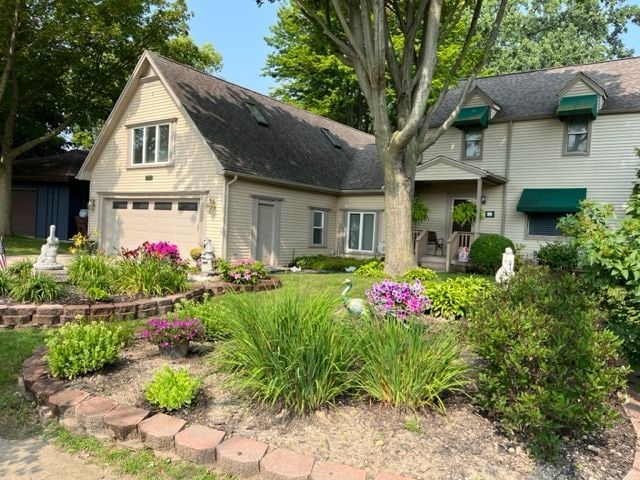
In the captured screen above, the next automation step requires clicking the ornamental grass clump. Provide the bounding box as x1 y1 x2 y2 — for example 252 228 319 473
217 290 356 414
142 318 205 348
217 258 268 285
355 321 468 411
366 279 430 320
173 295 232 341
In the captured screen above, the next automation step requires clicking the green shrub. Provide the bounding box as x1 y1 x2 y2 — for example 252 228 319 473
46 321 133 379
354 260 385 278
602 287 640 364
469 234 515 274
115 256 187 296
291 255 372 272
173 295 232 341
400 267 437 283
9 272 64 303
469 265 628 460
534 241 578 271
424 276 493 319
144 366 202 411
218 290 356 414
355 321 467 411
68 253 114 295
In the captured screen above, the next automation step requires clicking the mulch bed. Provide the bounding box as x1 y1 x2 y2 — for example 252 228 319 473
66 338 636 480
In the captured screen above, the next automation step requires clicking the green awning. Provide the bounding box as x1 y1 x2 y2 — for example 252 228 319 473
556 94 599 119
453 106 489 128
517 188 587 213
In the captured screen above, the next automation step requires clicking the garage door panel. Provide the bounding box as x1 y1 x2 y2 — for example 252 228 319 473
103 198 201 258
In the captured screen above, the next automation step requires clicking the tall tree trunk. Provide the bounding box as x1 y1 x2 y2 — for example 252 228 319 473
381 146 417 277
0 159 12 236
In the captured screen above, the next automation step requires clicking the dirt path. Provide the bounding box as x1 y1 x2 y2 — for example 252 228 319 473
0 436 125 480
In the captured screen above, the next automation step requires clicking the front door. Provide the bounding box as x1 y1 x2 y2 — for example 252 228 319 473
256 201 277 265
451 198 473 233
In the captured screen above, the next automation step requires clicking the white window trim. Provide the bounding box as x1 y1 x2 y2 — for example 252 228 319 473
129 122 175 168
345 211 377 253
461 126 484 161
562 115 592 157
310 209 327 247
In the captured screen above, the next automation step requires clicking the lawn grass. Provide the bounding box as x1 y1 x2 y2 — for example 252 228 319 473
53 427 233 480
4 235 72 256
0 328 46 437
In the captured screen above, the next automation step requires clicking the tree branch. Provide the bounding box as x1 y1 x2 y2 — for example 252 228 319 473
0 0 20 105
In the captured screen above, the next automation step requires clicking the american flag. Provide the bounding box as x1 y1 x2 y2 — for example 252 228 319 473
0 237 6 270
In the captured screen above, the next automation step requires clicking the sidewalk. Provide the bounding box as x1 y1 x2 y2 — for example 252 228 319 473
0 435 126 480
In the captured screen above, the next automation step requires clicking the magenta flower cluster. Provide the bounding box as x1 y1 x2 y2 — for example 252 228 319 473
218 258 268 285
142 317 205 348
121 241 181 263
366 280 431 320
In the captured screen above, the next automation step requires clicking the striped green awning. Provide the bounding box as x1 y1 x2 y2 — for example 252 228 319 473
556 94 599 119
517 188 587 213
453 106 489 128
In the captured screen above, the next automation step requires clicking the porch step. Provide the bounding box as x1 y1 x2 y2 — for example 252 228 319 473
418 255 470 273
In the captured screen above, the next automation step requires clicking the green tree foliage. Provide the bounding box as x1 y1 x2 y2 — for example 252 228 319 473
487 0 639 74
264 1 640 131
0 0 222 235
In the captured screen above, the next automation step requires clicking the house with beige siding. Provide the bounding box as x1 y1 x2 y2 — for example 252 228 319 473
78 52 640 270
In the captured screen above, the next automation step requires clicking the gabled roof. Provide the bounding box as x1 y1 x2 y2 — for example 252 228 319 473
147 52 378 191
432 57 640 125
416 156 506 184
558 71 607 99
14 150 88 182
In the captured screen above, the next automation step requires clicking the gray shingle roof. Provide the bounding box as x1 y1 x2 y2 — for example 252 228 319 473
149 53 381 191
432 56 640 125
149 53 640 191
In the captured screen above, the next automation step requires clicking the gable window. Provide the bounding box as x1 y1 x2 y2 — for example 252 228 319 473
132 123 171 165
347 212 375 252
564 115 590 154
310 209 326 247
527 212 567 236
463 126 483 160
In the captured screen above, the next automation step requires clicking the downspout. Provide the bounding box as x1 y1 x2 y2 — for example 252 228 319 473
222 175 238 259
501 121 513 235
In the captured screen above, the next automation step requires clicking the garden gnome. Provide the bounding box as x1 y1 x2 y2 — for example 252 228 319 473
34 225 63 270
495 247 515 284
201 239 214 272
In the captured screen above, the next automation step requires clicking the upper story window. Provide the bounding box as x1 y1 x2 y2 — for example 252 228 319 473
132 123 171 165
565 115 590 155
463 126 483 160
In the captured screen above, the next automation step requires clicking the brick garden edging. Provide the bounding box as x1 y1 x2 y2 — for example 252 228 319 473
623 391 640 480
19 347 413 480
0 278 282 328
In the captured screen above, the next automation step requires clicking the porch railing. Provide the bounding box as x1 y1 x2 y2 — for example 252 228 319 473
412 229 428 264
445 231 479 272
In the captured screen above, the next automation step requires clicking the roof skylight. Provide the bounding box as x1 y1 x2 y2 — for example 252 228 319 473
246 102 269 126
321 127 342 149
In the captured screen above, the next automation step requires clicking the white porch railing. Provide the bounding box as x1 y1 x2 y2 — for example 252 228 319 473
445 231 479 272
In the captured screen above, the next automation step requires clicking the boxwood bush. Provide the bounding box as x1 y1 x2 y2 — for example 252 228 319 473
534 241 578 271
469 265 628 460
469 234 515 274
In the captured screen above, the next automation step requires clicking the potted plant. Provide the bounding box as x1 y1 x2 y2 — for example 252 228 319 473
452 201 479 228
142 318 205 358
411 198 430 223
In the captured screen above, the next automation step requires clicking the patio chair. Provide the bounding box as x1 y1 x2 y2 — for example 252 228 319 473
427 231 445 256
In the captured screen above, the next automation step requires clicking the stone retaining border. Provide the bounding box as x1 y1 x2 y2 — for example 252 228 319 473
0 278 282 328
19 347 413 480
624 391 640 480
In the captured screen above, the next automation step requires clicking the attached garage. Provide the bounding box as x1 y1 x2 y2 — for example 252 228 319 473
101 197 202 258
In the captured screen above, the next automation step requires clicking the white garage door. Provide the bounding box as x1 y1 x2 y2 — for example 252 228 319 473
102 198 201 259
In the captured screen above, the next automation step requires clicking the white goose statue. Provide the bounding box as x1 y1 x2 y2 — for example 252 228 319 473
341 279 367 317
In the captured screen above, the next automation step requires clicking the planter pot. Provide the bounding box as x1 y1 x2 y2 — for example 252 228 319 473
158 341 190 359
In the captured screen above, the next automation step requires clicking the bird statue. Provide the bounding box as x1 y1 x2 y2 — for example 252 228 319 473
290 266 302 273
344 265 356 273
341 279 368 317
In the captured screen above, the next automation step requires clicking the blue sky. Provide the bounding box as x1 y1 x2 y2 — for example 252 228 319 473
187 0 640 95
